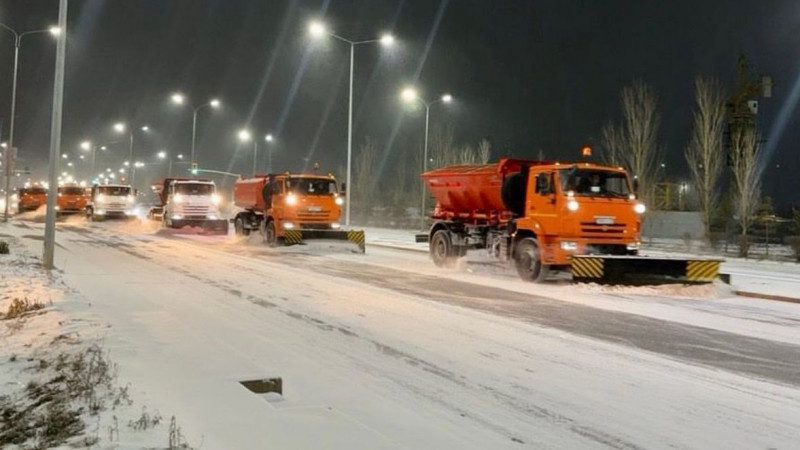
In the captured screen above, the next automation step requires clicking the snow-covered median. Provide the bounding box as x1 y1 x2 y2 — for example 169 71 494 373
0 235 193 449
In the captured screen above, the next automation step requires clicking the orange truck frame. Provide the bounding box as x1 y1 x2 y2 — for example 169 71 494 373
17 186 47 212
422 158 720 284
232 172 365 252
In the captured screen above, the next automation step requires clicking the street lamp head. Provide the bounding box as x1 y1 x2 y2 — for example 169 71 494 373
265 134 274 142
100 146 107 151
49 27 61 36
113 123 126 133
61 153 68 159
209 99 221 108
309 21 326 38
80 141 91 151
380 34 395 47
141 125 150 132
401 87 418 103
171 93 185 105
177 154 184 160
238 129 252 142
441 94 453 103
157 151 167 159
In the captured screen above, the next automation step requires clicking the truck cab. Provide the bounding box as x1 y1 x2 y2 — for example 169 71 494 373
56 185 88 216
86 184 136 220
518 163 642 266
17 186 47 212
158 179 228 234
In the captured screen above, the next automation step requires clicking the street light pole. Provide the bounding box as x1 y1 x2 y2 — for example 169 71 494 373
400 88 453 229
309 21 394 227
253 141 258 177
0 23 59 222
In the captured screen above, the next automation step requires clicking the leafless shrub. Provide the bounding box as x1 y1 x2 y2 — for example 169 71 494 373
0 240 9 254
129 406 162 431
3 297 45 320
168 416 193 449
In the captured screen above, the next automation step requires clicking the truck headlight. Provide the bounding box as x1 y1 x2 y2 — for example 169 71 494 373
634 203 646 214
173 193 184 203
97 194 106 202
567 200 579 211
211 194 221 205
627 242 641 251
285 194 298 206
560 241 578 251
282 221 295 229
172 214 182 220
331 222 341 229
127 195 136 203
334 196 344 206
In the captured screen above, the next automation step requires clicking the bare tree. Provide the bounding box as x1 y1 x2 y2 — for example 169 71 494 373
685 76 727 241
730 126 762 257
477 139 491 164
353 136 379 220
429 124 458 168
600 122 623 166
604 81 661 207
458 145 477 164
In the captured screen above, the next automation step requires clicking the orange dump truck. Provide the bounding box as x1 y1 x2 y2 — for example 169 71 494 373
232 172 365 252
421 158 720 284
17 186 48 212
56 185 88 216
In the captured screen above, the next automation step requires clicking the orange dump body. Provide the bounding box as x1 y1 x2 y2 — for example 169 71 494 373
422 158 549 222
57 186 88 213
233 175 270 210
18 187 48 211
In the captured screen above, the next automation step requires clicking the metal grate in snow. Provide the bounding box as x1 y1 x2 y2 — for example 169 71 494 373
240 377 283 396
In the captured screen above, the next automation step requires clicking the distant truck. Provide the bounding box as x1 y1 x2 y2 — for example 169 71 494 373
56 185 88 216
86 184 137 220
149 177 228 234
422 158 720 284
231 172 364 252
17 186 47 212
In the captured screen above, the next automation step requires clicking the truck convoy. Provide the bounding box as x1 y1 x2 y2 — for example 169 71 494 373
86 184 137 220
421 158 721 284
232 172 365 252
149 178 228 234
56 185 88 216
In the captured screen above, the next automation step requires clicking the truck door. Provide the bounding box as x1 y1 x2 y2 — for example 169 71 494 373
527 170 559 235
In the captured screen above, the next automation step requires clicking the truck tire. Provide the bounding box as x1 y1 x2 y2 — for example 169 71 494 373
264 220 278 247
234 216 250 236
430 229 459 267
514 237 549 282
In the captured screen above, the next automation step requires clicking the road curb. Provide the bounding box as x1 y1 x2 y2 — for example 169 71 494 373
734 290 800 304
367 242 428 254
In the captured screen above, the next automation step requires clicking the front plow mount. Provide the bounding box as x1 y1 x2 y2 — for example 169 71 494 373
282 229 366 253
571 255 722 285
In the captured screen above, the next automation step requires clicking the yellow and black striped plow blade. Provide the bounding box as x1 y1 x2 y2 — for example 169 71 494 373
281 229 366 253
571 256 722 285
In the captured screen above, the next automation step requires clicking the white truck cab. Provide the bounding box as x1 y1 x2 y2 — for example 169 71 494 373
160 179 228 234
87 184 136 220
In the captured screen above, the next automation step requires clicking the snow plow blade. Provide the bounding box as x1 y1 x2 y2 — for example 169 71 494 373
283 229 366 253
571 255 722 285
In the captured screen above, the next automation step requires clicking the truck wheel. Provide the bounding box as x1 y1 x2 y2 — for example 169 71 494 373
514 237 549 282
264 220 278 247
234 217 244 236
430 229 458 267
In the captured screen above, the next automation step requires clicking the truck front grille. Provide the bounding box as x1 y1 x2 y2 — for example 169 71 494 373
580 222 626 235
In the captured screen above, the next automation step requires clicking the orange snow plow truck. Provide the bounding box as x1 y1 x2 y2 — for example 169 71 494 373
421 158 721 284
232 172 365 253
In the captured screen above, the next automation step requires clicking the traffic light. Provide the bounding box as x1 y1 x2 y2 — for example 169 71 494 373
191 162 198 175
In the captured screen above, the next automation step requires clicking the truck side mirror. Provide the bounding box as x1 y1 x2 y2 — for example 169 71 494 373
536 173 551 195
340 182 346 195
633 178 639 193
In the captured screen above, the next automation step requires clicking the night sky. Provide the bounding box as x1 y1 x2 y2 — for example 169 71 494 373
0 0 798 209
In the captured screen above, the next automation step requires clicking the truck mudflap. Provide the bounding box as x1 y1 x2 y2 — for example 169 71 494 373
570 255 722 285
283 229 366 253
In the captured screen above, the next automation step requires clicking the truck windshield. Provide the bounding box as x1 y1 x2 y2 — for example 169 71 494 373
560 169 630 197
20 188 47 195
98 186 131 196
60 187 85 195
286 178 337 195
174 183 214 195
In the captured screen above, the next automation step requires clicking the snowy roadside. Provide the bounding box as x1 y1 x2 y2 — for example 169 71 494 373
0 231 191 449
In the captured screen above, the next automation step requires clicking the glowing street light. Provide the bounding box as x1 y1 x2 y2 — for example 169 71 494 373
308 19 396 226
400 87 454 228
171 93 221 167
0 21 60 221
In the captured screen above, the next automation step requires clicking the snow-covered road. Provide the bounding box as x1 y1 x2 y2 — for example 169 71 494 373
4 219 800 449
